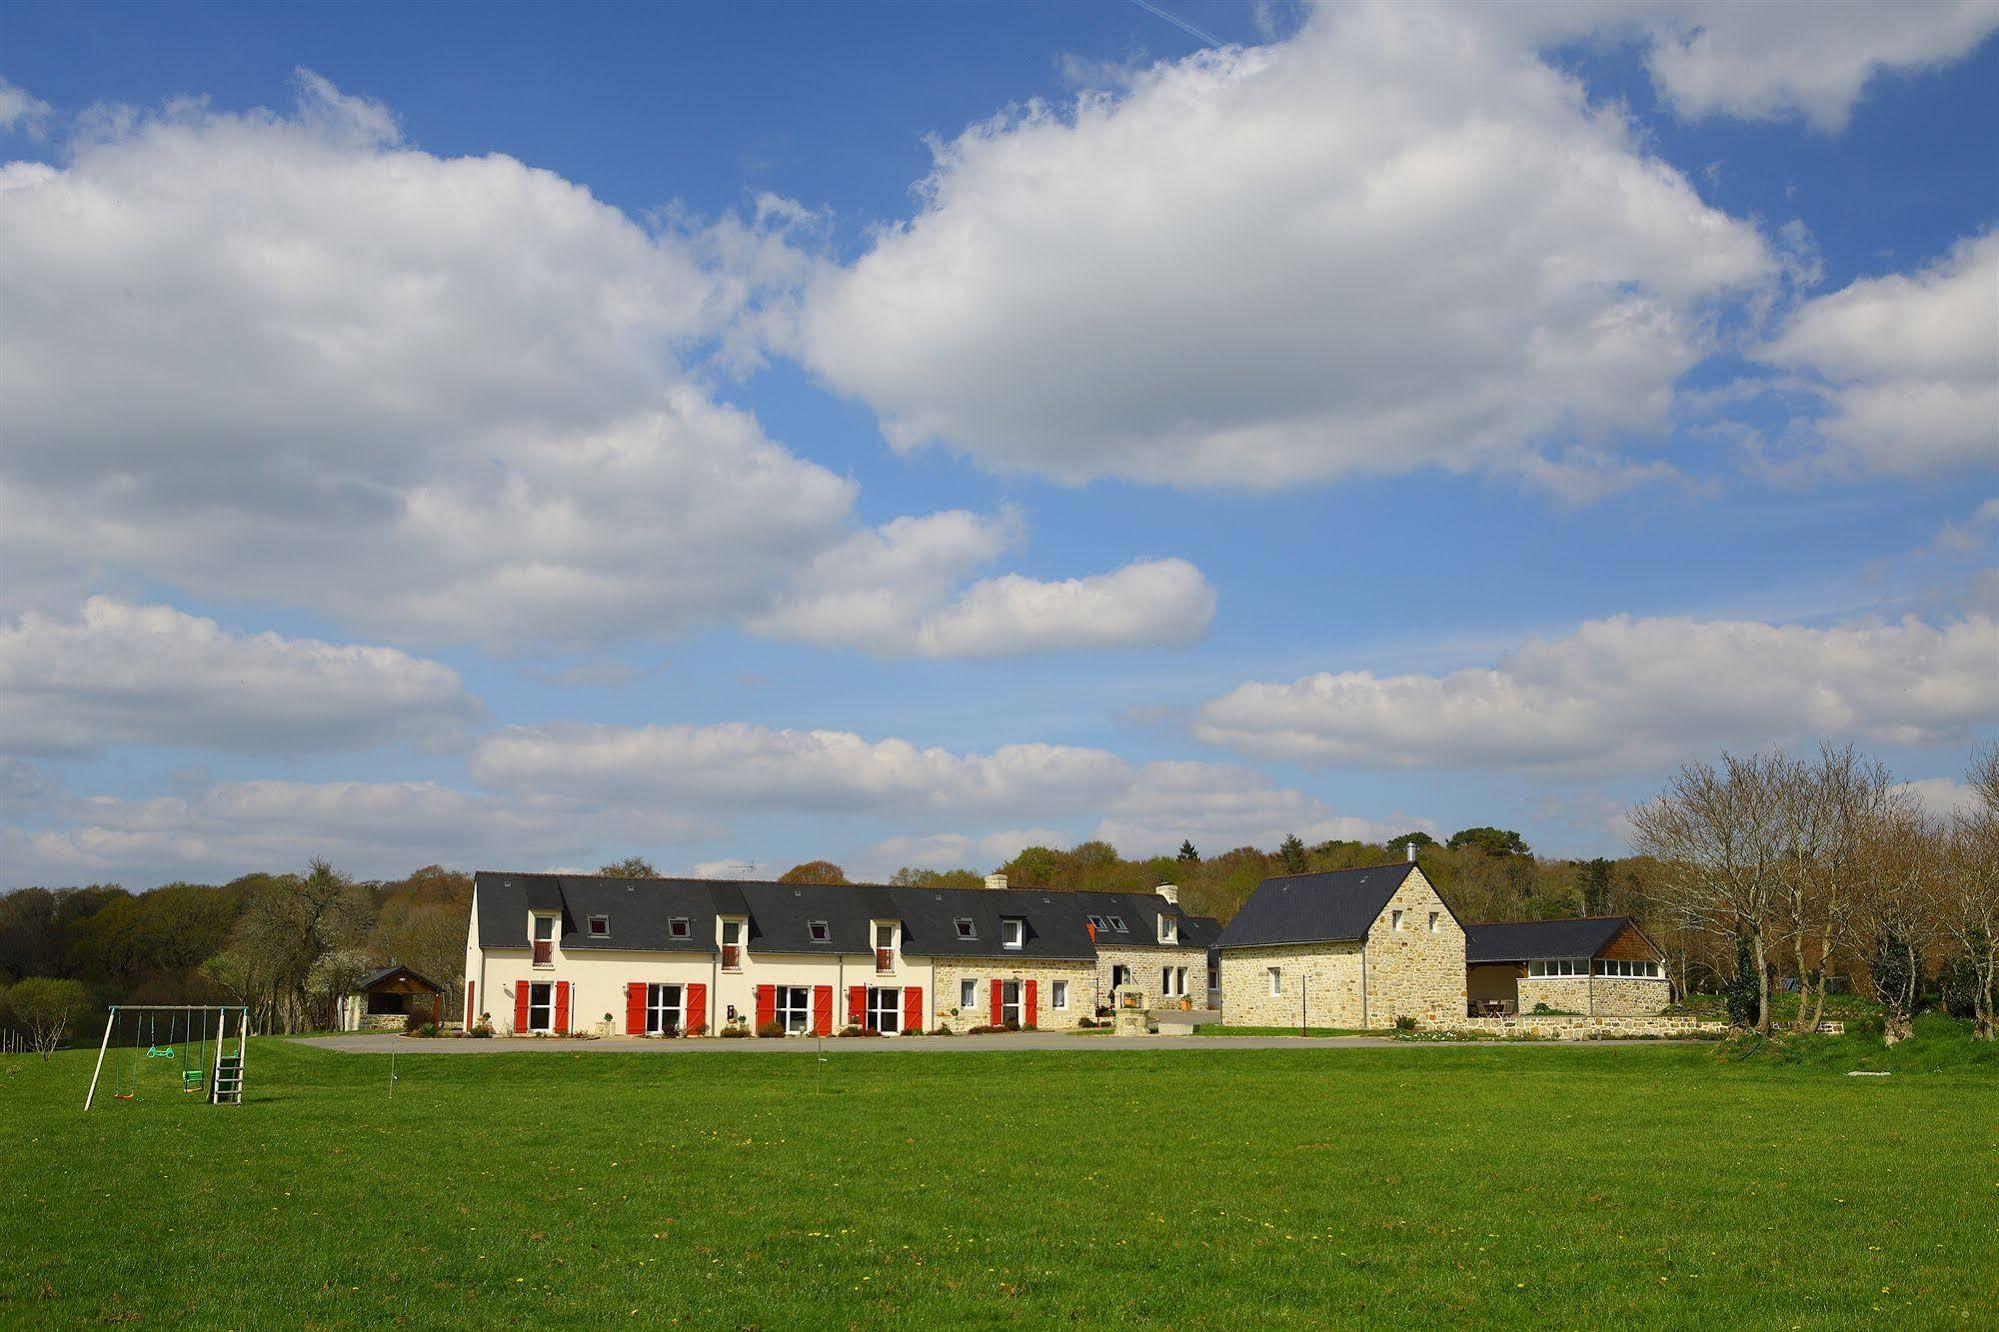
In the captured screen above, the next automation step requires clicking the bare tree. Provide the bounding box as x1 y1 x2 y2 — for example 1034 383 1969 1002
1852 806 1940 1043
1629 751 1786 1034
4 977 94 1059
1938 746 1999 1040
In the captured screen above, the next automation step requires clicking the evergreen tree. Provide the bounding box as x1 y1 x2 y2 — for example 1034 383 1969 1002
1177 840 1200 864
1725 933 1762 1030
1276 834 1308 874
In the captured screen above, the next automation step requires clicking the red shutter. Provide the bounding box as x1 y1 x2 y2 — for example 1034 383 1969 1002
465 981 475 1029
626 982 646 1036
755 984 776 1029
1025 980 1038 1030
554 981 571 1034
513 981 530 1034
812 985 833 1036
990 979 1004 1026
686 983 707 1034
847 985 866 1027
903 986 922 1033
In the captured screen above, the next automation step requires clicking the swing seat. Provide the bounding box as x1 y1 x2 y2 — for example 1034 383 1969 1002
146 1045 176 1059
181 1069 204 1088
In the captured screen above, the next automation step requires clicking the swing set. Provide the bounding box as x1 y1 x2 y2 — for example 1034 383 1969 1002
83 1005 249 1111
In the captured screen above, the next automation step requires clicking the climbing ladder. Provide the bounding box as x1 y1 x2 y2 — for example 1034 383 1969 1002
209 1007 246 1105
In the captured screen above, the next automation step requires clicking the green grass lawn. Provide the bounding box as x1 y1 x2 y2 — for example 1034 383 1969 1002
4 1039 1995 1328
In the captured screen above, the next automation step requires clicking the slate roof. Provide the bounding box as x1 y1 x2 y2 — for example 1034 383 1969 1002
470 872 1215 963
356 964 440 993
1215 863 1418 949
1464 917 1644 964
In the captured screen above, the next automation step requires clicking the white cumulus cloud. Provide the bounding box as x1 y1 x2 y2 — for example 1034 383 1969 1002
0 597 478 757
798 1 1773 496
1195 613 1999 773
1761 231 1999 476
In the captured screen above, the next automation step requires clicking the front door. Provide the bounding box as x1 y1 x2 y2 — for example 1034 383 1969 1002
646 983 683 1035
528 982 554 1033
1001 980 1022 1027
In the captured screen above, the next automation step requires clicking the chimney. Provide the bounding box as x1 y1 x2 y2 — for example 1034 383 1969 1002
1155 883 1179 906
1405 839 1418 863
983 873 1008 891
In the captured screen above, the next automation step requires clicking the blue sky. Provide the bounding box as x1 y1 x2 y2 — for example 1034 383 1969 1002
1 0 1994 887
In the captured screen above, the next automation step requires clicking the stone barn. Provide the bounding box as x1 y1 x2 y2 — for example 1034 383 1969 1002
1464 917 1670 1017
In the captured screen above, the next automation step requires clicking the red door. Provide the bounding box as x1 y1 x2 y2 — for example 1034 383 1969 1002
625 982 646 1036
513 981 530 1034
812 985 833 1036
903 986 922 1033
755 984 776 1029
847 985 866 1028
686 983 707 1034
554 981 571 1034
990 979 1004 1026
1025 980 1038 1030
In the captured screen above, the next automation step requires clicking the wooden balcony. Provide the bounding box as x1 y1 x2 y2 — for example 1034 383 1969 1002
875 948 895 974
721 944 741 971
532 941 553 967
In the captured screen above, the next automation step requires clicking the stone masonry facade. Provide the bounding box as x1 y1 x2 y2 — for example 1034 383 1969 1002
928 959 1096 1032
1219 942 1365 1028
1518 975 1671 1017
1361 867 1466 1025
1093 945 1210 1014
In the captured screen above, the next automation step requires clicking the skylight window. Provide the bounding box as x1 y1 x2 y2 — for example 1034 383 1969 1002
1086 914 1106 930
668 917 690 939
1106 915 1127 933
954 917 976 939
588 915 609 936
808 921 830 942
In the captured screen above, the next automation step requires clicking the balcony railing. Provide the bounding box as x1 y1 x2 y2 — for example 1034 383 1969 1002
875 948 895 974
721 944 741 971
532 941 553 967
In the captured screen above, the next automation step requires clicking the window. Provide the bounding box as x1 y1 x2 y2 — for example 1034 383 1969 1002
588 914 609 937
959 978 977 1009
1529 959 1588 978
527 981 553 1032
875 923 895 949
1427 912 1439 934
1595 959 1663 979
808 921 829 943
721 920 743 970
1106 915 1127 933
1158 916 1177 944
1268 967 1283 996
645 983 682 1035
1392 909 1404 931
668 917 690 939
1086 914 1106 931
1052 980 1068 1010
776 986 810 1034
533 915 557 941
866 987 901 1033
1161 966 1187 997
954 917 976 939
1111 964 1131 992
1000 918 1023 949
1001 979 1023 1026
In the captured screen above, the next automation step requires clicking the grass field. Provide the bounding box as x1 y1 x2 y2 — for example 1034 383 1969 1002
4 1036 1995 1328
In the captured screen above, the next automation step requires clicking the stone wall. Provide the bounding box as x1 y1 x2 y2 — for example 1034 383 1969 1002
1361 867 1467 1026
1094 945 1209 1015
1217 943 1365 1028
1516 975 1671 1017
1426 1014 1726 1040
928 959 1095 1031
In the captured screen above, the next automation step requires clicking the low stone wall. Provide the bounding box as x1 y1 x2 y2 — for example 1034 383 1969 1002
1422 1013 1727 1040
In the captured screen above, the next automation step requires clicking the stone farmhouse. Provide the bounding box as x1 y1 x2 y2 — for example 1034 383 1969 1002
1465 916 1671 1018
462 871 1218 1037
1216 859 1674 1027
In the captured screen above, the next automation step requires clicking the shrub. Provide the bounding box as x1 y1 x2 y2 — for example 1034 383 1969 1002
1393 1015 1417 1032
409 1022 441 1038
837 1025 868 1038
966 1024 998 1035
1725 934 1762 1029
687 1022 710 1037
756 1020 785 1038
1002 1020 1021 1032
719 1025 750 1039
469 1015 494 1038
928 1024 954 1036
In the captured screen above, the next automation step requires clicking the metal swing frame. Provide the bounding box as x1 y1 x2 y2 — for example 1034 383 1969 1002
83 1005 250 1112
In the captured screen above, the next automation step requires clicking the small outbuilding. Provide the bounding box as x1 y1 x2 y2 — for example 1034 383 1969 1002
1464 917 1669 1018
338 964 445 1032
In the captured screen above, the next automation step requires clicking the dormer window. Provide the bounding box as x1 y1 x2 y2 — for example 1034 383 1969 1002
874 921 899 974
954 917 976 939
669 917 690 939
1000 918 1024 949
808 921 830 943
588 914 609 937
1157 915 1177 944
1106 915 1127 933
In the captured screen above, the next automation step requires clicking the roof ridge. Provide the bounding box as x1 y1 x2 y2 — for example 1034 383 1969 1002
1260 859 1415 880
